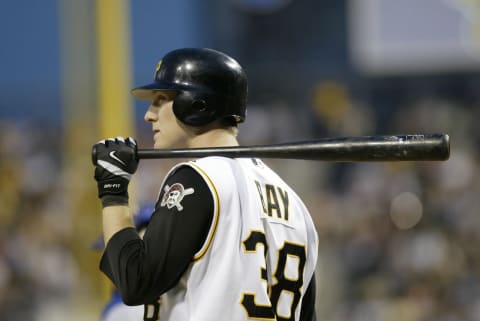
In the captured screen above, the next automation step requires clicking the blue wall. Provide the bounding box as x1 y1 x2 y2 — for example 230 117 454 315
0 0 61 122
0 0 211 124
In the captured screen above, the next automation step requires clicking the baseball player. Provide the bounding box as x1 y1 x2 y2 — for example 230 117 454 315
92 203 154 321
92 48 319 321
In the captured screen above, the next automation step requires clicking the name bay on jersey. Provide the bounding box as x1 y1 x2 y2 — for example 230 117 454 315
254 180 290 222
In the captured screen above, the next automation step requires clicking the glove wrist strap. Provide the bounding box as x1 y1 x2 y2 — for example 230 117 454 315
97 177 129 196
101 194 129 208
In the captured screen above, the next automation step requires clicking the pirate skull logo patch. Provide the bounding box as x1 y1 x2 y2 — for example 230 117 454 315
160 183 195 211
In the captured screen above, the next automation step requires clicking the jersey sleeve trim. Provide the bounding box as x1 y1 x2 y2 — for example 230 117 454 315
188 162 220 261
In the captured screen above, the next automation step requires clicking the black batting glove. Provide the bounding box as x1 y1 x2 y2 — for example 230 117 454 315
92 136 138 207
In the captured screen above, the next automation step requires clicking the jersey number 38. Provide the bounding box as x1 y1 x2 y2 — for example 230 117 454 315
241 230 307 321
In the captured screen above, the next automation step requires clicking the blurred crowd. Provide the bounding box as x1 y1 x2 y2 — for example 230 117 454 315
0 83 479 321
0 122 77 320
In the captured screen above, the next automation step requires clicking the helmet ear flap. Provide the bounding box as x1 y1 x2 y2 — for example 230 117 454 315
173 91 220 126
191 99 207 112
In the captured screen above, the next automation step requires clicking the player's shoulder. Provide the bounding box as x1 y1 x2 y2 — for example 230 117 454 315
187 156 236 179
162 157 236 188
191 156 235 169
187 156 237 192
158 162 211 199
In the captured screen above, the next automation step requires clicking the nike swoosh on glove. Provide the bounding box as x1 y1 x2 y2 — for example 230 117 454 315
93 136 139 207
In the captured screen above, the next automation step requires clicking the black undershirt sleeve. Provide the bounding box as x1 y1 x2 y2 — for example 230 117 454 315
99 165 214 306
299 273 317 321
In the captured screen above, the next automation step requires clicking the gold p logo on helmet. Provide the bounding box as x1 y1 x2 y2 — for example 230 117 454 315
154 60 162 78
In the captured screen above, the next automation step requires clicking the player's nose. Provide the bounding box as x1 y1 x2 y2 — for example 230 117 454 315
144 106 158 123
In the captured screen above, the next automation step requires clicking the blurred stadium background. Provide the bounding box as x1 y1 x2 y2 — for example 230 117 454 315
1 0 479 320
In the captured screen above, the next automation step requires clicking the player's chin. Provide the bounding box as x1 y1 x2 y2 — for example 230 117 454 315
152 134 163 149
153 138 171 150
153 134 184 150
153 141 164 149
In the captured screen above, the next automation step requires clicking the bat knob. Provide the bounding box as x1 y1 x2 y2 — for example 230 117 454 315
91 145 98 165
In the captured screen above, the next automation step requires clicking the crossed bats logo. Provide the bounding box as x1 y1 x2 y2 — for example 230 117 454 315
160 183 195 211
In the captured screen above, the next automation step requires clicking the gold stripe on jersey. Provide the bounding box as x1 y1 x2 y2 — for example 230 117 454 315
189 162 220 261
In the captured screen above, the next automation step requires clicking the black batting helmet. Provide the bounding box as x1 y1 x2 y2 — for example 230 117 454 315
131 48 248 127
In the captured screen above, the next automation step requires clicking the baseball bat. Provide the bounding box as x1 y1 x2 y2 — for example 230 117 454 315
133 134 449 162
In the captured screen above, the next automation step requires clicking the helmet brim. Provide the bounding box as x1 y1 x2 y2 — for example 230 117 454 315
131 82 178 101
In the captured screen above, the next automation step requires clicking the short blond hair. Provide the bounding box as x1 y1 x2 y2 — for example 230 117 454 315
180 117 239 137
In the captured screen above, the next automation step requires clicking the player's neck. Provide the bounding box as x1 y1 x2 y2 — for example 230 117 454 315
188 128 239 149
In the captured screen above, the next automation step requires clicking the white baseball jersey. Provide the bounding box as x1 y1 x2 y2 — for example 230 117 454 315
155 157 319 321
